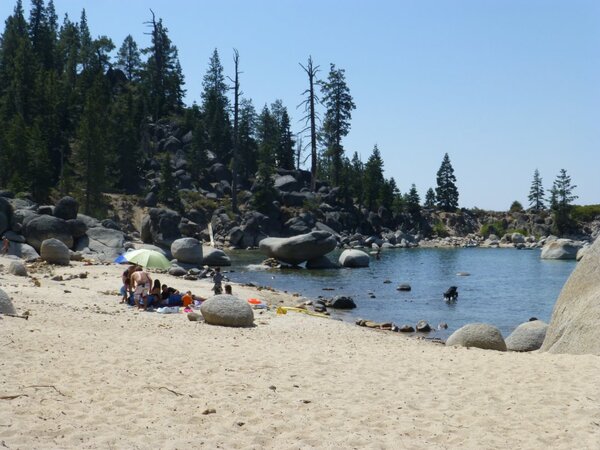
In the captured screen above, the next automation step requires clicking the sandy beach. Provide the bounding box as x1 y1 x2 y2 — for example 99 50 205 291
1 255 599 449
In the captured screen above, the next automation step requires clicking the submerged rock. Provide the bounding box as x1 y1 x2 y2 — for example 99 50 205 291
259 231 336 265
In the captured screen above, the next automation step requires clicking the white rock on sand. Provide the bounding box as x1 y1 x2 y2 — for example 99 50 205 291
0 254 599 449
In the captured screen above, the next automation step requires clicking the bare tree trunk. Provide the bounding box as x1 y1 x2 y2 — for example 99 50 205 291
230 49 240 213
299 56 320 191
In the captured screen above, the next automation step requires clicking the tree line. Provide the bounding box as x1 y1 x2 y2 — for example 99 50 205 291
0 0 465 220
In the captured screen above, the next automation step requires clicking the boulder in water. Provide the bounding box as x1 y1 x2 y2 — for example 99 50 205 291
259 231 337 265
338 249 370 268
540 239 582 260
202 247 231 266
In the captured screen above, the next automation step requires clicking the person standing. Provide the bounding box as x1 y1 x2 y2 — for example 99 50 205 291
212 267 224 295
130 266 152 309
1 235 9 256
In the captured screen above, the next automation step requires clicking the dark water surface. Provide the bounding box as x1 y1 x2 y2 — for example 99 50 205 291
226 248 576 339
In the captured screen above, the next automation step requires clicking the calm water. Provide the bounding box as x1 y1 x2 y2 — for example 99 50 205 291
225 248 576 339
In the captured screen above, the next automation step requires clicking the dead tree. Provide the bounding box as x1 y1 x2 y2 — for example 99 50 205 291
298 56 320 191
229 49 241 213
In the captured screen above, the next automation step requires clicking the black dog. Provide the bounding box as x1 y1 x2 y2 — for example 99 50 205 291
443 286 458 301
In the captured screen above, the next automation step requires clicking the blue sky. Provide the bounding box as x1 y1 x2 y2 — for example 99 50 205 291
2 0 599 210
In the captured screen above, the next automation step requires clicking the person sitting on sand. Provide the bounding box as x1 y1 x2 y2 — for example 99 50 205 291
120 265 137 304
161 284 179 301
131 266 152 309
144 279 162 310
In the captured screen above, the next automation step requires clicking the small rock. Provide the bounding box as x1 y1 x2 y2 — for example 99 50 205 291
416 320 431 332
397 284 411 291
187 313 202 321
399 325 415 332
202 408 216 415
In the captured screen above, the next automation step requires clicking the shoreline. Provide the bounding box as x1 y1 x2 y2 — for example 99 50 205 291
1 256 599 448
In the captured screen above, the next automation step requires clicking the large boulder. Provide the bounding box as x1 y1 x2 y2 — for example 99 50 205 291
259 231 337 265
200 294 254 327
24 215 73 251
306 255 339 269
540 239 582 260
5 242 39 261
8 260 28 277
40 238 70 265
339 249 370 268
142 208 182 247
53 196 79 220
506 320 548 352
540 237 600 355
202 247 231 266
274 175 300 192
445 323 507 351
171 238 203 264
0 288 16 315
75 227 126 261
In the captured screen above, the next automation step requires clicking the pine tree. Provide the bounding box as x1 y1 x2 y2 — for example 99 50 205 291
424 188 436 208
528 168 545 211
142 11 185 120
201 48 231 163
319 63 356 186
363 145 385 211
158 155 177 205
435 153 459 211
252 105 278 212
110 86 141 192
238 98 258 181
117 35 141 81
348 151 364 206
274 105 295 170
72 74 111 215
188 118 209 180
28 122 53 201
405 184 421 215
549 169 578 235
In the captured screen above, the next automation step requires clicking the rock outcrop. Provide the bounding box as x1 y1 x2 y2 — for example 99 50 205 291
445 323 507 351
540 237 600 355
24 215 73 251
200 294 254 327
259 231 336 265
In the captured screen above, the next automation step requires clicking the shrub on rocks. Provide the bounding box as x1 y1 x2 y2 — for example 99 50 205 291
200 294 254 327
446 323 507 351
40 238 70 265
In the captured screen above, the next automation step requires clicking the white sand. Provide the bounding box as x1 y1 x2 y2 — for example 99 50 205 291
1 256 599 449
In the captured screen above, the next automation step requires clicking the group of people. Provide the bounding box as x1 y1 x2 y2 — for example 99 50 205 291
119 264 231 311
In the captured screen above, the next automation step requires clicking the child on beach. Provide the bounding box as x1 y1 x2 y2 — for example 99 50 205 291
212 267 225 294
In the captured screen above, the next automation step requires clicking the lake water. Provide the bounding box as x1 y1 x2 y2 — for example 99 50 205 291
226 248 576 339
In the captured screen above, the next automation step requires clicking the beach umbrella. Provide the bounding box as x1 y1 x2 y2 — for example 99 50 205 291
113 254 128 264
123 249 171 270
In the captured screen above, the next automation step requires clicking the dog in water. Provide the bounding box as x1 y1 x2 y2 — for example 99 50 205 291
444 286 458 301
